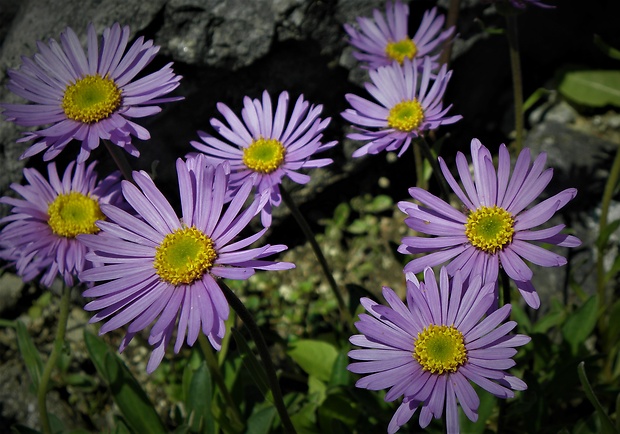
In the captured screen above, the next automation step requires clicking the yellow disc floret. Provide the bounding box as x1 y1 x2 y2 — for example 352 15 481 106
385 37 418 64
413 324 467 374
47 192 105 238
465 205 515 254
242 138 286 174
62 74 122 123
154 226 217 285
387 100 424 132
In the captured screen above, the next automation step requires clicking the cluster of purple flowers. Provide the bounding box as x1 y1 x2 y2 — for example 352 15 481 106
0 1 573 432
341 1 574 433
0 22 335 372
342 1 460 157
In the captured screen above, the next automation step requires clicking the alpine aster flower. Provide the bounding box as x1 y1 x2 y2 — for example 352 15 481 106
190 90 337 226
342 57 461 158
78 155 294 372
398 138 581 309
1 23 182 163
344 3 454 70
0 161 122 287
349 267 530 434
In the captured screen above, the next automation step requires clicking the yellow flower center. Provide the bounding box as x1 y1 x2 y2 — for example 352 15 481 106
385 37 418 64
242 138 286 174
465 206 515 254
47 192 105 238
154 226 217 285
387 100 424 132
413 324 467 374
62 74 122 123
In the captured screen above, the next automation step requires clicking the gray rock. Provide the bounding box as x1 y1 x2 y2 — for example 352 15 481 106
0 272 23 316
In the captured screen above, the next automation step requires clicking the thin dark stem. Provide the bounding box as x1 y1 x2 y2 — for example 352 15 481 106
418 137 452 202
597 145 620 338
439 0 461 66
219 281 296 434
38 284 71 434
500 268 511 308
198 334 244 430
505 14 525 153
103 140 135 183
412 142 427 190
280 185 352 326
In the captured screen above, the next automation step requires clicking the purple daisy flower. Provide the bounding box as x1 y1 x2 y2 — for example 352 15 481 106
398 138 581 309
1 22 182 163
78 155 294 373
342 57 462 158
189 90 337 227
344 3 454 70
348 267 530 434
0 160 122 287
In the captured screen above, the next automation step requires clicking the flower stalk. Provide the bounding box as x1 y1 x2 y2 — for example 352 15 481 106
505 13 525 153
104 140 135 183
597 144 620 332
198 334 244 431
38 284 71 434
417 136 452 202
280 185 352 327
218 281 296 434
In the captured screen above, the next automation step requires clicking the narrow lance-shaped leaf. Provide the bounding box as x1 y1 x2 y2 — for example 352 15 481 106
15 320 43 390
84 329 167 434
577 362 619 434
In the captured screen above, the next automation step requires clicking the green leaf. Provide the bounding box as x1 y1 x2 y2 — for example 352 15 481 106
230 328 271 400
596 219 620 251
605 255 620 284
510 301 532 334
346 219 369 235
11 425 41 434
594 35 620 61
332 203 351 227
523 87 552 112
290 401 318 434
533 300 567 334
15 320 43 390
83 330 167 434
561 296 599 354
186 361 215 434
245 405 277 434
606 300 620 347
577 362 619 434
318 393 358 428
110 418 132 434
558 69 620 107
328 350 351 387
288 340 338 383
459 386 497 434
363 195 393 213
307 375 327 405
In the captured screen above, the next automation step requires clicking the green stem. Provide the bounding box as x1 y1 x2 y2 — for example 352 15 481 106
418 137 452 202
218 281 296 434
198 334 244 431
597 145 620 332
38 284 71 434
505 13 525 153
439 0 461 66
280 186 352 327
412 142 427 190
103 140 135 183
